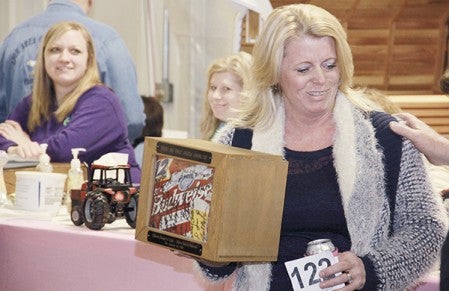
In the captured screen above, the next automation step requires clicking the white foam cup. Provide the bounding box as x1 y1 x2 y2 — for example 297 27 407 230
14 171 67 213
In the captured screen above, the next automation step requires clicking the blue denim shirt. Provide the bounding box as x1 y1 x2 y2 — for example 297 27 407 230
0 0 144 141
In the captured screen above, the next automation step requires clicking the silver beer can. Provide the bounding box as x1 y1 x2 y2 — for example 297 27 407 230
305 239 336 256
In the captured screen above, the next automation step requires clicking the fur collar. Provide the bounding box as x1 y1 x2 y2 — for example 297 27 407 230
214 92 391 290
251 92 389 247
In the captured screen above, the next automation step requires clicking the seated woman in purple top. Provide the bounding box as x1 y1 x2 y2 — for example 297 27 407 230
0 21 141 183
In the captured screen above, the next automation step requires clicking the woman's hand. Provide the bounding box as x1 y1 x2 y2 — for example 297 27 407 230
389 112 449 165
171 250 230 267
7 143 42 159
0 120 32 145
319 251 365 290
0 120 42 159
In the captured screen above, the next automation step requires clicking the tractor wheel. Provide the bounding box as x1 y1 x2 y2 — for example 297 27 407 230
83 191 108 230
125 194 139 228
71 205 84 226
106 213 116 224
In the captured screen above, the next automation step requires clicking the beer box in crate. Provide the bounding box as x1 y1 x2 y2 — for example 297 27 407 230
135 137 288 262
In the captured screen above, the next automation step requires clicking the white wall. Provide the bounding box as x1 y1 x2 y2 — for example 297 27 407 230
143 0 238 138
0 0 242 138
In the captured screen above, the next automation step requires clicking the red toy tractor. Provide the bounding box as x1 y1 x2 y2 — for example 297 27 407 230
70 164 139 230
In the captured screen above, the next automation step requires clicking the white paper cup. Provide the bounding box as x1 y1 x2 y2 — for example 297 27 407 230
14 171 67 213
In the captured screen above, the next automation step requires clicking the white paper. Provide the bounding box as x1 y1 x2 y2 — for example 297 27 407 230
284 251 345 291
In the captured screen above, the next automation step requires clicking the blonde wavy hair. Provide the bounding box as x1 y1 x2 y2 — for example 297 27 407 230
28 21 101 132
238 4 372 129
200 51 252 139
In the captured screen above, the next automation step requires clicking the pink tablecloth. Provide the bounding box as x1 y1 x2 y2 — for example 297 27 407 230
0 210 440 291
0 213 225 291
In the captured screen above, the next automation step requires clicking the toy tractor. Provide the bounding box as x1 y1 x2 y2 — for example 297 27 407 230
70 164 139 230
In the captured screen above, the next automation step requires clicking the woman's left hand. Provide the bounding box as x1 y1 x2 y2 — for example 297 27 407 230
318 251 366 290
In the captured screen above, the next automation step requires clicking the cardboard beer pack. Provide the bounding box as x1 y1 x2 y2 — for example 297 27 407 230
135 137 288 262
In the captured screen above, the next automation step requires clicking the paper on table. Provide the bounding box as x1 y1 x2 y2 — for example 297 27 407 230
5 154 39 169
92 153 128 166
92 153 129 181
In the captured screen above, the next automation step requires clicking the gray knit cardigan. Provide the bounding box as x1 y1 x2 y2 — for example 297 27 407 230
196 92 448 290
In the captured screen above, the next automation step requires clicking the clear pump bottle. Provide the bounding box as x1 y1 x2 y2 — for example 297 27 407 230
36 143 53 172
65 148 86 212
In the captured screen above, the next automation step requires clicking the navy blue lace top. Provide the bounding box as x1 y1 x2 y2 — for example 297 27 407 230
269 146 352 290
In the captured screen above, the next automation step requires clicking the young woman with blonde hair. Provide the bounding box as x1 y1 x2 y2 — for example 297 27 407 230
200 51 252 140
0 21 140 182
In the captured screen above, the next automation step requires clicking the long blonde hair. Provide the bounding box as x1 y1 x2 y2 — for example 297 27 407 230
238 4 371 129
200 51 252 139
28 21 101 132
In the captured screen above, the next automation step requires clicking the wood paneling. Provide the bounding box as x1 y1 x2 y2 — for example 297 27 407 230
242 1 449 95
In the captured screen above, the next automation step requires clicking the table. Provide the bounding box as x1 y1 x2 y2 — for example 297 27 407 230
3 163 72 195
0 207 440 291
0 207 228 291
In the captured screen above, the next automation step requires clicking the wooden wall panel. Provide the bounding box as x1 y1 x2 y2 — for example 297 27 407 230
242 1 449 95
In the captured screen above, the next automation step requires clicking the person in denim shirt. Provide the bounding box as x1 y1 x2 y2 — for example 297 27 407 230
199 52 252 140
0 0 144 142
0 22 141 182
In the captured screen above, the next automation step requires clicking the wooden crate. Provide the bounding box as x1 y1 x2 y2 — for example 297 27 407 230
135 137 288 262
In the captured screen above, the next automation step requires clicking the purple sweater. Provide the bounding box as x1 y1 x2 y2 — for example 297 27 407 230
0 85 141 183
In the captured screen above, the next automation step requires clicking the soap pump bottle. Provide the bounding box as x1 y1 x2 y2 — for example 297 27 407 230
36 143 53 172
65 148 86 211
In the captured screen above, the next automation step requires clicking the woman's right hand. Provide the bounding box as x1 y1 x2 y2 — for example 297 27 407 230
389 112 449 165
